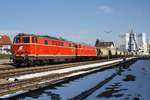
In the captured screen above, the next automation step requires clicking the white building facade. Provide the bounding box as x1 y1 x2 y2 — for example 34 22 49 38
137 32 148 54
0 35 11 54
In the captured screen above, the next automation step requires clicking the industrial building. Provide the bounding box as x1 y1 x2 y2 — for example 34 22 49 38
120 31 149 55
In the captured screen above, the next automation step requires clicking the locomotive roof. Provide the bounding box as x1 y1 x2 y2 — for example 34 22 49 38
16 33 95 47
41 35 67 41
17 33 72 42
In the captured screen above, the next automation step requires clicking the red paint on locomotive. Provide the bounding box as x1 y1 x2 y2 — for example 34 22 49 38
11 33 97 66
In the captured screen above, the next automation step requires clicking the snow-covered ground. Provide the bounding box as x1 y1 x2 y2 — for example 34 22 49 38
86 59 150 100
10 68 116 100
7 58 143 100
1 57 139 100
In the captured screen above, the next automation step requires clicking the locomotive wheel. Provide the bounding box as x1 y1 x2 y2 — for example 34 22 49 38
35 60 43 66
38 60 45 66
27 60 34 66
43 59 49 65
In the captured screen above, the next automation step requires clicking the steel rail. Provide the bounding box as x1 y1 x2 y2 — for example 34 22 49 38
0 58 122 79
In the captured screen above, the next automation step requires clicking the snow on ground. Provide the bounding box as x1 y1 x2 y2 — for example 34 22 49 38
86 59 150 100
12 68 116 100
2 57 136 99
7 57 146 100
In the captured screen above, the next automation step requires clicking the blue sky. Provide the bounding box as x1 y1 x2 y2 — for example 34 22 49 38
0 0 150 46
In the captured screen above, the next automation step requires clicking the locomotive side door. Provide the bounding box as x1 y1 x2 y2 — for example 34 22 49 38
75 44 78 56
32 36 37 58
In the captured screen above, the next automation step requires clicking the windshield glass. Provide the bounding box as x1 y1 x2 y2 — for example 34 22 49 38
14 37 20 43
32 37 37 43
22 37 30 43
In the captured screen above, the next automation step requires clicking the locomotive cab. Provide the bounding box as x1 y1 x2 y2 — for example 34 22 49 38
13 35 37 44
12 34 37 66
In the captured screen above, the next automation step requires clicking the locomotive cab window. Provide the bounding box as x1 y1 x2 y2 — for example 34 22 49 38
44 40 48 45
22 37 30 43
32 37 37 43
14 37 20 43
69 43 71 47
60 42 64 46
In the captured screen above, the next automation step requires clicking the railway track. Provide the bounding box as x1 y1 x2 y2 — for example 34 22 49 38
0 58 122 79
0 64 15 71
0 59 15 71
0 61 123 97
0 57 137 98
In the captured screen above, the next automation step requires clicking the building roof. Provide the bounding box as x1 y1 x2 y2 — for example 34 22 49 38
95 40 114 47
0 35 12 45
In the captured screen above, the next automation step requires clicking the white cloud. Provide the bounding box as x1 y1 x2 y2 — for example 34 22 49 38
97 5 114 13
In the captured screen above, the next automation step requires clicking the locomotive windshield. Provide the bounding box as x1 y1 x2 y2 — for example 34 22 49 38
14 37 20 43
32 37 37 43
13 36 36 43
22 37 30 43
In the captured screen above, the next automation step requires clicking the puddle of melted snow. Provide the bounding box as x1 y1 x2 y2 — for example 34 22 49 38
86 59 150 100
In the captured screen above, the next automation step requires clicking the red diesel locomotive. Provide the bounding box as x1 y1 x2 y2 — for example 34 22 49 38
11 33 97 66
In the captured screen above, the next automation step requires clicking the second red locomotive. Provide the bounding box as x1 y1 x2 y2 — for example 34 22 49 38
11 33 97 66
